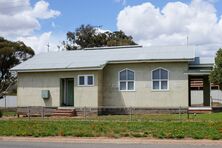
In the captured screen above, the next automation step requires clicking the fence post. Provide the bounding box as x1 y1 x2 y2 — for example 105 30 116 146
130 106 132 121
179 106 181 120
41 107 44 119
28 107 30 120
84 106 86 120
187 109 189 120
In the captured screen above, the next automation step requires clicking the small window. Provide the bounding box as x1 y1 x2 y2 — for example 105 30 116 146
152 68 169 90
87 76 93 85
79 76 85 85
119 69 135 91
78 75 94 86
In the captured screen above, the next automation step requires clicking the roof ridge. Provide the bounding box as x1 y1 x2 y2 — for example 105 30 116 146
83 45 142 50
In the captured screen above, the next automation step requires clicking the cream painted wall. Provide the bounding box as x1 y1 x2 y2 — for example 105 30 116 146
17 71 100 107
17 62 189 108
97 70 103 106
102 62 189 108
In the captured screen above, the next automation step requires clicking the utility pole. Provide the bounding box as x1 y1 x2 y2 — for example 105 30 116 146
46 43 50 52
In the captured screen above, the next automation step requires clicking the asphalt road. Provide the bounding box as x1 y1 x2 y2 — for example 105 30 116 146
0 141 221 148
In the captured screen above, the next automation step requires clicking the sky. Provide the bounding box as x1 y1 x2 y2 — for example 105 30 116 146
1 0 222 57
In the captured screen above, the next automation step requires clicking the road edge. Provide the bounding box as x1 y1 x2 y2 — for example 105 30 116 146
0 137 222 145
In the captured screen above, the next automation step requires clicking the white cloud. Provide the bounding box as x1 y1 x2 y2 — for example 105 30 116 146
117 0 222 57
17 32 65 54
0 0 30 15
17 32 52 53
95 28 111 34
30 0 60 19
0 0 60 36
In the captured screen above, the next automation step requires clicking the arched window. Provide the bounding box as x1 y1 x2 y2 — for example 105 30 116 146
152 68 169 90
119 69 135 91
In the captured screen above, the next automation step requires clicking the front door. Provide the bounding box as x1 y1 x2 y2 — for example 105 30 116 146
66 79 74 106
61 78 74 106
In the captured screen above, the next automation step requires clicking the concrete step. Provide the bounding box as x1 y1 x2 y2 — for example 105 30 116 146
54 109 75 113
188 110 211 114
52 109 77 117
188 107 212 114
52 113 75 117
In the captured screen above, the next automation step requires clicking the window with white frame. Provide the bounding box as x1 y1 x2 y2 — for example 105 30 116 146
152 68 169 90
78 75 94 86
119 69 135 91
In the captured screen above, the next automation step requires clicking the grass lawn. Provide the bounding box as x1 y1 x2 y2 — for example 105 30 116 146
85 113 222 122
0 113 222 139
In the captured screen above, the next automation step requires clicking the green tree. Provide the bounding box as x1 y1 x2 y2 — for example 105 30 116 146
106 31 136 46
62 24 137 50
0 37 34 96
209 48 222 88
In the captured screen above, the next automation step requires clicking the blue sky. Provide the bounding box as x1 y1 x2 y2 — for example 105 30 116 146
1 0 222 55
30 0 222 34
31 0 188 33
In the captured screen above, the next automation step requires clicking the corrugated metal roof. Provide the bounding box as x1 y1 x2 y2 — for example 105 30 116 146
11 45 196 72
190 57 214 65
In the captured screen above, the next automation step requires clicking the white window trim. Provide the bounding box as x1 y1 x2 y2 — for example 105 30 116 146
118 68 136 91
77 74 95 86
151 67 169 91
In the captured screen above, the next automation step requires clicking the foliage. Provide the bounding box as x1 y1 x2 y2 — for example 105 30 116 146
62 24 137 50
210 48 222 88
0 37 34 95
2 111 16 117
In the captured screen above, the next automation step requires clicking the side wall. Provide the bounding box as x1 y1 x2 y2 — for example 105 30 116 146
17 71 101 107
103 62 189 108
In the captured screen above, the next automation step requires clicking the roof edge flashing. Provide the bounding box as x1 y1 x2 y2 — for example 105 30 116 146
107 58 194 64
12 67 104 73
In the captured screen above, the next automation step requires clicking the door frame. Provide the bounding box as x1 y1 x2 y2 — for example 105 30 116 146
60 78 74 107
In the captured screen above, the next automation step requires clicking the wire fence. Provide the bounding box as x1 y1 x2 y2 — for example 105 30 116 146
0 105 221 122
0 106 219 122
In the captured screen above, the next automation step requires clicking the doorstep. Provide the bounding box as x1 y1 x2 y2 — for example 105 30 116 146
188 106 212 113
58 107 76 109
188 107 212 111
